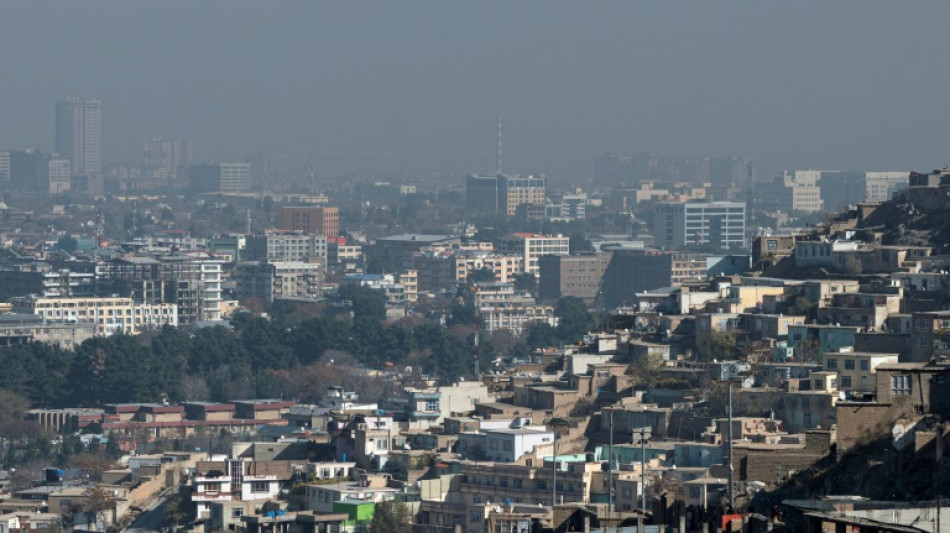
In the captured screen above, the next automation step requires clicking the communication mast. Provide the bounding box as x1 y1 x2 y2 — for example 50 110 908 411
95 210 104 249
473 285 480 361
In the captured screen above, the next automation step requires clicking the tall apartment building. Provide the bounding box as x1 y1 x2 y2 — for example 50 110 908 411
412 250 457 293
276 206 340 237
189 162 250 193
0 265 95 300
10 295 177 336
758 170 909 214
600 249 710 308
95 255 223 323
496 233 570 275
7 149 69 193
142 138 194 180
465 174 501 212
9 149 42 190
55 98 101 176
245 232 327 263
537 252 613 304
465 173 546 216
235 261 323 304
368 234 460 271
652 201 746 250
0 150 10 182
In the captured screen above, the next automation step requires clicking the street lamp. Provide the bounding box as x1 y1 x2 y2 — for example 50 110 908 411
633 425 648 516
717 377 741 511
607 409 614 521
548 417 571 508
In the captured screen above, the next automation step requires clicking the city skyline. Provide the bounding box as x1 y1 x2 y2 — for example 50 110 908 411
1 2 949 179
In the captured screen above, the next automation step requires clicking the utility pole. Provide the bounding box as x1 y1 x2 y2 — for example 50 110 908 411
727 381 735 511
608 409 614 520
633 422 648 517
640 427 647 515
552 425 557 508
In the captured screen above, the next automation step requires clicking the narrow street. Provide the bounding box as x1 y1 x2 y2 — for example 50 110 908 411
123 487 174 533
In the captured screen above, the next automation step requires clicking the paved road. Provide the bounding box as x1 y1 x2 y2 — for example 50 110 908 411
123 487 173 533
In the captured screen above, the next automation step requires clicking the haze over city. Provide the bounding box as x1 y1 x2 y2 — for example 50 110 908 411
6 3 950 533
2 1 949 178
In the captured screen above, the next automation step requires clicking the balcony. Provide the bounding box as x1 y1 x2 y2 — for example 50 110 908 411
243 474 278 482
410 411 441 419
194 475 232 483
191 491 235 501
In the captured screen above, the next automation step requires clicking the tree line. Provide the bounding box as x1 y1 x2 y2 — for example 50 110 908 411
0 290 597 409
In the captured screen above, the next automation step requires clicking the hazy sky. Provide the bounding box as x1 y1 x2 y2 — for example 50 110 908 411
2 1 949 179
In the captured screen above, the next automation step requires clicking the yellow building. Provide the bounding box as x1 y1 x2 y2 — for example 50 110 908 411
821 351 898 395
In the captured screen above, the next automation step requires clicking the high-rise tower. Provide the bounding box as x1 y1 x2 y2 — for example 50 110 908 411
55 97 101 176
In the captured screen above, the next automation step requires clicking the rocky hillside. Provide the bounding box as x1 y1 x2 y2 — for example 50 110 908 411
856 196 950 251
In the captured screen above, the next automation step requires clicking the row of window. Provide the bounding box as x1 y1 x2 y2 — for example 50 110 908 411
825 358 870 371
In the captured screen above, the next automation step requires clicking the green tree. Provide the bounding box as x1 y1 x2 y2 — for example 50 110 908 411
146 326 191 402
526 323 559 349
631 352 666 388
569 397 596 418
707 331 737 362
513 272 537 292
338 284 387 321
448 302 477 327
189 326 249 374
237 316 295 370
466 267 496 283
370 500 412 533
554 296 595 344
163 494 192 528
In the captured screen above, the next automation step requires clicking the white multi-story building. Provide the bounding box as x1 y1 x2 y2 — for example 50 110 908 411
35 155 71 194
496 233 570 275
198 259 224 321
453 252 522 283
479 305 558 336
55 97 101 176
652 201 746 250
192 459 286 519
245 232 327 263
10 295 177 335
190 162 250 193
784 171 823 212
483 427 554 463
546 193 588 220
865 172 910 203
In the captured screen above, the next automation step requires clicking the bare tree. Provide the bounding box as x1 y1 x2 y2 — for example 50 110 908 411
181 375 210 402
